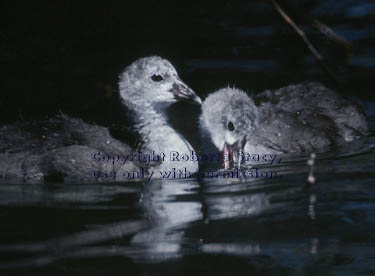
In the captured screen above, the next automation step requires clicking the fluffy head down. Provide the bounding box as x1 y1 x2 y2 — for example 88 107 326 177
119 56 200 106
200 88 259 151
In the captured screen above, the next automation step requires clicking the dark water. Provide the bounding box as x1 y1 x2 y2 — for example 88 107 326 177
1 0 375 275
1 143 375 275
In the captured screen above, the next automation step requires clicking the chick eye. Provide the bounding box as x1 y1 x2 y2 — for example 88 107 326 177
151 74 163 82
227 121 235 131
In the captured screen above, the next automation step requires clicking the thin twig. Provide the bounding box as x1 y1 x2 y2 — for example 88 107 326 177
312 19 353 53
307 153 316 185
302 152 316 191
271 0 341 87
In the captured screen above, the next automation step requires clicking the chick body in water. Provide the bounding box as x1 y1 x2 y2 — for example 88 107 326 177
0 56 201 183
200 82 368 168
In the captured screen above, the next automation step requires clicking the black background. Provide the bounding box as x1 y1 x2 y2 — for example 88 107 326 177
1 0 374 125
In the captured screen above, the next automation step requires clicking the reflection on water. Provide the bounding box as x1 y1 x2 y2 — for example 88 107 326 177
1 142 375 274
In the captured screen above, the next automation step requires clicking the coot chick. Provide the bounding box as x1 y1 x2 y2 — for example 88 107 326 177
0 56 201 183
200 82 368 168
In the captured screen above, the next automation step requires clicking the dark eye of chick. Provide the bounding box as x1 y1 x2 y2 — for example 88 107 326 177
227 121 235 131
151 74 163 82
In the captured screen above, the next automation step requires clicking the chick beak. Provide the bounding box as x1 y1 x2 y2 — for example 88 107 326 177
234 136 247 168
223 143 233 170
223 137 246 170
171 79 202 104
